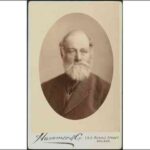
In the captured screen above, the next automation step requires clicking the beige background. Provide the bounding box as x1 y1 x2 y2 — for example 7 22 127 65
39 13 113 83
29 1 122 132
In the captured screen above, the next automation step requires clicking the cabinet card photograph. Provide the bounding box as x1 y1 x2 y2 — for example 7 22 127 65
28 1 122 149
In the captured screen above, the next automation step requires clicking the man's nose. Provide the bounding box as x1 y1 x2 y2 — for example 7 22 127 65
75 51 81 62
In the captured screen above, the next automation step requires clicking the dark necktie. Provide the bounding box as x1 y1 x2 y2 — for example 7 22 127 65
65 80 80 105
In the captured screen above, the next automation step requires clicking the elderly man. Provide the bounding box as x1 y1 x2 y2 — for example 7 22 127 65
42 30 110 120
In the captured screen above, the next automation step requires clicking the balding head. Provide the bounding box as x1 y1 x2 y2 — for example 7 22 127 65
60 30 93 49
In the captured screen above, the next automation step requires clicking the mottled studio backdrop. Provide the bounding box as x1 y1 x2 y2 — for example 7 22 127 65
39 13 113 83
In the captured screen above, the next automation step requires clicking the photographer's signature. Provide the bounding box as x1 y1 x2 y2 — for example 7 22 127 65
33 132 83 147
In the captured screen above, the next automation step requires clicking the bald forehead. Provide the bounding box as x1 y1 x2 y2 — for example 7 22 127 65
63 30 90 48
64 30 89 41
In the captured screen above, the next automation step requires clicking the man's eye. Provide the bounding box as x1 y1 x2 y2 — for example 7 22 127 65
66 49 75 53
80 49 88 53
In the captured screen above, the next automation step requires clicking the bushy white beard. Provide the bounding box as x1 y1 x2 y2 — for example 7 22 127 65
64 61 91 81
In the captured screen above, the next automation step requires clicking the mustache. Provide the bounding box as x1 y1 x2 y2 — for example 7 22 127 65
65 61 90 71
74 61 90 67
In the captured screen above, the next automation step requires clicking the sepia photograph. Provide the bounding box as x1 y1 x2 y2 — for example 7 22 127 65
39 13 113 120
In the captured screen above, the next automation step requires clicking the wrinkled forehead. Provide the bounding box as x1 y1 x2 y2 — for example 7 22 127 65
63 32 90 49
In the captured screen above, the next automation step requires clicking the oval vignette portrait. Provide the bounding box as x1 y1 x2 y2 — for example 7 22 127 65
39 13 113 120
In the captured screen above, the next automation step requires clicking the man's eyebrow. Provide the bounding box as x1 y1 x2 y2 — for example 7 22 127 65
66 48 76 51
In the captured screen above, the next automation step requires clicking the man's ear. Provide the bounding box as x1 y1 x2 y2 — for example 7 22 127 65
60 46 65 59
60 47 64 58
59 42 65 58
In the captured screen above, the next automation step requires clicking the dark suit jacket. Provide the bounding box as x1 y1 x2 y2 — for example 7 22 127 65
41 73 110 120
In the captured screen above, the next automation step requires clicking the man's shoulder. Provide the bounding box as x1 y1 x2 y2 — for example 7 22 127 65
90 73 110 91
41 73 66 90
90 73 111 105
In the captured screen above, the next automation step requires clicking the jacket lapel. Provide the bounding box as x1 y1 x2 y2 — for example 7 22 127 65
51 74 67 114
63 75 92 115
